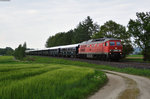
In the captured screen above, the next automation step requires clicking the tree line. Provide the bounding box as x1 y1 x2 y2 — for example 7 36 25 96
0 47 14 56
0 43 27 60
45 16 99 47
45 12 150 61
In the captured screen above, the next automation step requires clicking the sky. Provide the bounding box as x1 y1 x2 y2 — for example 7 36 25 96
0 0 150 49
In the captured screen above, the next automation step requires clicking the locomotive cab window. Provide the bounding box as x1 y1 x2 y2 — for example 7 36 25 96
117 42 121 46
110 42 115 46
105 42 108 46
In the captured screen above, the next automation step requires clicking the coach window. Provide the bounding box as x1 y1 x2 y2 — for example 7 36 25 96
110 42 115 46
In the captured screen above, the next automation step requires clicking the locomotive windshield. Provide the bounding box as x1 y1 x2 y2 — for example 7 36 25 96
110 42 115 46
117 42 121 46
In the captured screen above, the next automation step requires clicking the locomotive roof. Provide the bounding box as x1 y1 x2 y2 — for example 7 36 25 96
79 38 120 45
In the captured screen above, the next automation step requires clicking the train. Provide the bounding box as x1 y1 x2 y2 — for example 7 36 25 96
26 38 123 61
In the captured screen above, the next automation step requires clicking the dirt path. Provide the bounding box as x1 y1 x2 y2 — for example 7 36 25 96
88 70 150 99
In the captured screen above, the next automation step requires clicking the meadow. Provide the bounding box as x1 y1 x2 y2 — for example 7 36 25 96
125 54 146 62
0 56 107 99
127 55 143 58
24 56 150 77
0 55 150 99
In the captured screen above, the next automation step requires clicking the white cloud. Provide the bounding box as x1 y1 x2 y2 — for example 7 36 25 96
27 9 38 14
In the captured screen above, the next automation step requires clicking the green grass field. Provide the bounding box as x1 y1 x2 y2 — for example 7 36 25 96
0 55 150 99
125 54 147 62
0 56 107 99
127 55 143 57
24 56 150 78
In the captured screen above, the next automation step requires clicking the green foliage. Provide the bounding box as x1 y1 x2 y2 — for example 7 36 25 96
45 16 99 47
72 16 99 43
13 42 27 60
123 44 134 58
0 56 107 99
92 20 129 39
45 30 73 47
0 47 14 55
92 20 133 57
128 12 150 61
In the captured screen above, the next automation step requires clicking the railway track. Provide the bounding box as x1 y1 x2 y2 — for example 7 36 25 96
50 56 150 69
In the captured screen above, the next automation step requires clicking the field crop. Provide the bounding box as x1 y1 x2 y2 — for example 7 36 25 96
1 55 149 99
0 56 107 99
24 56 150 78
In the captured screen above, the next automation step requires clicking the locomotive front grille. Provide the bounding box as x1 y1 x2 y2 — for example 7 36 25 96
110 49 122 52
109 52 122 59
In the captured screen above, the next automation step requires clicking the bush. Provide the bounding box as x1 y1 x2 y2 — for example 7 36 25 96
14 43 26 60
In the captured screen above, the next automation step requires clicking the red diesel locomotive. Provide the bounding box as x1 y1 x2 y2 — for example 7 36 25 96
78 38 123 60
26 38 123 61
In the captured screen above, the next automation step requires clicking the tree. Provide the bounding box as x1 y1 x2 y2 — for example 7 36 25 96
14 42 27 60
92 20 133 57
5 47 14 55
22 42 27 57
128 12 150 61
72 16 99 43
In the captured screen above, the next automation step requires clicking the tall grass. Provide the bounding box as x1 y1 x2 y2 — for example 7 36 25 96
24 56 150 77
0 56 15 64
0 56 107 99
